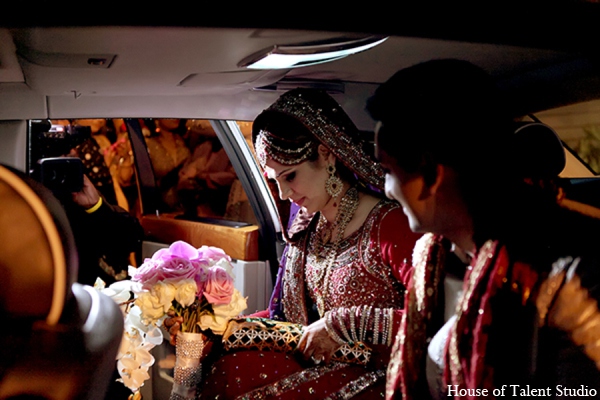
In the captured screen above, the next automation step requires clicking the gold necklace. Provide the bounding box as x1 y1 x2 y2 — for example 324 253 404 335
311 186 359 317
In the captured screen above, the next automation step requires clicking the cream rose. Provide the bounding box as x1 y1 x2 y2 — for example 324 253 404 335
175 279 197 307
150 281 177 313
135 292 166 324
198 312 230 335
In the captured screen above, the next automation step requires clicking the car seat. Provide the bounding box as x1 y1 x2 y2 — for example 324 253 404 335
0 165 123 400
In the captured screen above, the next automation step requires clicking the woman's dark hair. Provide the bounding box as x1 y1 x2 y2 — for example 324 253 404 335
368 59 558 249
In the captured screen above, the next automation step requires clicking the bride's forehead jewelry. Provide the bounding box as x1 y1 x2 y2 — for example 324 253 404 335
255 129 315 168
265 92 385 190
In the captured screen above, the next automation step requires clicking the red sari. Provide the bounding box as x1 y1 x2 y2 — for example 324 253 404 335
200 200 419 399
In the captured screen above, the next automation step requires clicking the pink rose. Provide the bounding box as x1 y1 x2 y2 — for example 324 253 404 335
160 258 197 283
198 246 231 265
152 241 199 263
194 265 210 299
131 259 164 290
203 267 234 305
132 241 231 293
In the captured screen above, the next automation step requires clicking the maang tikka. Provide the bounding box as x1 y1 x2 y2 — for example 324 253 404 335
325 163 343 200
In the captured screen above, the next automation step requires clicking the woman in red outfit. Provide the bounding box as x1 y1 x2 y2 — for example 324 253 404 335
193 88 420 399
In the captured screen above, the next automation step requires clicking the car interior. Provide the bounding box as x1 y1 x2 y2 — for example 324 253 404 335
1 6 599 398
0 165 123 400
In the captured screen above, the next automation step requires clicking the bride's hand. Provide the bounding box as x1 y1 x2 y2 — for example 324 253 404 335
297 318 340 365
163 311 184 346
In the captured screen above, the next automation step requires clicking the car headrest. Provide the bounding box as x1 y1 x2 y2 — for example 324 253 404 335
513 121 566 179
0 165 78 325
0 165 123 400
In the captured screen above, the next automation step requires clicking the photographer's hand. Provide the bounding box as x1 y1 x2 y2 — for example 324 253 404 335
71 174 101 209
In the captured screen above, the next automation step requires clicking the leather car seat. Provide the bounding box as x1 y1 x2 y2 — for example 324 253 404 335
0 165 123 400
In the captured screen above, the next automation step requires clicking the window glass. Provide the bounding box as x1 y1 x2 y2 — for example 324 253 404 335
143 119 258 225
29 118 140 216
535 99 600 175
29 118 259 226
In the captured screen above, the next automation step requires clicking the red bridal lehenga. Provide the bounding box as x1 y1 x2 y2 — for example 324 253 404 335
198 200 418 400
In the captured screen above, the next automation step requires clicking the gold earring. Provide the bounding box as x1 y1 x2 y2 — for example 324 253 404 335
325 163 343 198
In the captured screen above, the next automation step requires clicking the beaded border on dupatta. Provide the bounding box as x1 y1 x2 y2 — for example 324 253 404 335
447 240 497 388
235 363 385 400
281 240 311 326
386 233 446 400
260 92 385 191
235 363 347 400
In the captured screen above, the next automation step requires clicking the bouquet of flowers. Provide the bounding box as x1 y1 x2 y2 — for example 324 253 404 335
97 240 247 398
130 241 247 335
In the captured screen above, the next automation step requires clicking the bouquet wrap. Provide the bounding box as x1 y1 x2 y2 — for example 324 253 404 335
222 317 372 365
170 331 204 400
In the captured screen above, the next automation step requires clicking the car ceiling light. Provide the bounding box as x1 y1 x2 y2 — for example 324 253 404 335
239 36 388 70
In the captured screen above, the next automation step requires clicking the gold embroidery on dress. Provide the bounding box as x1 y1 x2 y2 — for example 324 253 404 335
282 243 310 325
305 201 406 314
536 271 566 324
325 370 386 400
386 233 446 400
547 271 600 368
235 363 348 400
412 233 432 313
449 240 496 387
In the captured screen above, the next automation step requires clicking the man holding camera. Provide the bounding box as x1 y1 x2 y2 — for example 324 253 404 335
66 172 143 286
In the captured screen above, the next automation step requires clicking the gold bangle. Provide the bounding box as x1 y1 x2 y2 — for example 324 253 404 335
85 197 103 214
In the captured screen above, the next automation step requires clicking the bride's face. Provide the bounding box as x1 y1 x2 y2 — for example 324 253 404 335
264 153 332 215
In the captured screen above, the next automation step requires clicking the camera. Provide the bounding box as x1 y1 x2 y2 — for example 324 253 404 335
29 120 91 193
38 157 84 193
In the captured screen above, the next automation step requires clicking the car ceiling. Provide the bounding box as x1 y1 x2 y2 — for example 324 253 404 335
2 6 600 128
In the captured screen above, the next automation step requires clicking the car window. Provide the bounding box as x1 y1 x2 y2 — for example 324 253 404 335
29 118 259 226
141 119 256 225
535 99 600 176
29 118 138 213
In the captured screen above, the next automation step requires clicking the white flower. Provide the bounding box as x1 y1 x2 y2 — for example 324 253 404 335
144 325 164 346
117 356 151 392
118 327 143 359
103 280 135 304
93 278 106 290
175 279 197 307
198 312 229 335
135 292 166 324
125 305 150 333
128 265 138 278
116 307 163 393
151 281 177 312
215 289 247 317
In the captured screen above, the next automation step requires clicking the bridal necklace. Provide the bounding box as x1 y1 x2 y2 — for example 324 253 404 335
312 186 359 317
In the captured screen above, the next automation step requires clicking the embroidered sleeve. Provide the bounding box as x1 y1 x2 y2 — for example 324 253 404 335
324 306 399 347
